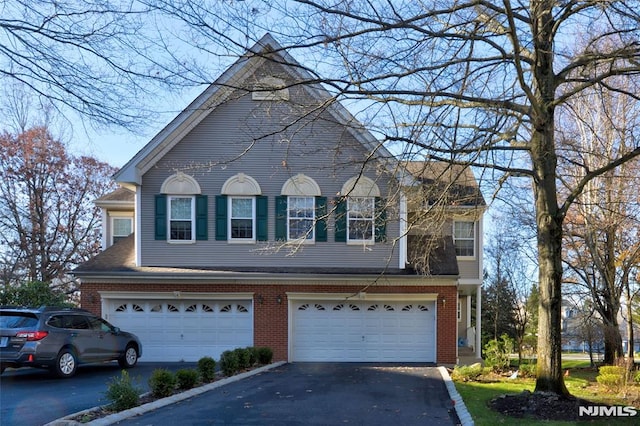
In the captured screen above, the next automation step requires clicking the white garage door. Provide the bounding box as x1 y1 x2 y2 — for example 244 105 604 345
106 299 253 362
291 300 436 362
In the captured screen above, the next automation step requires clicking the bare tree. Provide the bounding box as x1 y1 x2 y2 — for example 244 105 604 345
140 1 640 395
0 0 196 128
0 127 117 294
560 74 640 365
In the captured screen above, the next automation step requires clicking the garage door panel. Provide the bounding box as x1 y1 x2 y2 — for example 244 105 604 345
107 299 253 362
292 300 436 362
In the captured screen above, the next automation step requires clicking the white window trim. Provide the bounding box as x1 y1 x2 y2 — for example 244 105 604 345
346 197 375 245
110 215 133 246
287 196 315 244
228 196 256 243
168 195 195 244
453 220 476 259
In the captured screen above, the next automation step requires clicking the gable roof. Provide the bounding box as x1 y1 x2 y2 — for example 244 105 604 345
114 33 412 187
404 161 486 207
94 186 135 208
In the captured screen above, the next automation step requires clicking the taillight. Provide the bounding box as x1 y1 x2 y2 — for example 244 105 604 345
16 331 49 341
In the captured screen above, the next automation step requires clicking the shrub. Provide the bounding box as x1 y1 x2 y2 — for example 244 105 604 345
198 356 216 383
234 347 251 369
483 334 513 372
256 347 274 365
518 363 537 378
176 368 199 390
451 363 483 382
247 347 258 366
103 370 141 412
220 350 239 377
596 365 626 392
148 369 177 398
634 370 640 384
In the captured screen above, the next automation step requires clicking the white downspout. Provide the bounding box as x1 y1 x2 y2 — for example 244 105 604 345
135 186 142 266
476 288 482 359
399 193 407 269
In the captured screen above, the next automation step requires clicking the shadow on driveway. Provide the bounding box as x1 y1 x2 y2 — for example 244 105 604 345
116 363 459 425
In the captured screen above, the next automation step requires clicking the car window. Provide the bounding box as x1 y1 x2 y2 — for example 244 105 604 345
0 312 39 329
63 315 90 330
87 316 113 332
47 315 64 329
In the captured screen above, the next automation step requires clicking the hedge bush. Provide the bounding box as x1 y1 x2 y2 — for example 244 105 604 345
220 350 240 377
103 370 141 411
198 356 216 383
256 347 273 365
149 369 177 398
234 347 252 369
176 368 199 390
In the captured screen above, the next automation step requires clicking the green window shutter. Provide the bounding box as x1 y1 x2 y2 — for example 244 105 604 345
334 197 347 242
195 195 208 241
315 196 327 242
154 194 167 240
275 196 288 241
256 195 268 241
215 195 227 241
375 197 387 242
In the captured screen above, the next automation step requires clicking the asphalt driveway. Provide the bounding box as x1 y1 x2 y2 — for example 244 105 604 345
114 363 459 425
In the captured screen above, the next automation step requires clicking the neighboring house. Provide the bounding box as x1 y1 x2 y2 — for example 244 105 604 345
74 34 485 365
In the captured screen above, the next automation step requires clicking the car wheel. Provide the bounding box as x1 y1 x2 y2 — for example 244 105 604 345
54 348 78 378
118 344 138 368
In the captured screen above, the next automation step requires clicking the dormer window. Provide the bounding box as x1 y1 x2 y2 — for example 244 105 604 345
111 216 133 244
252 77 289 101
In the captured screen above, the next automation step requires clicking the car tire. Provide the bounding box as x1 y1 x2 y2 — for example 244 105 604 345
118 344 138 368
54 348 78 378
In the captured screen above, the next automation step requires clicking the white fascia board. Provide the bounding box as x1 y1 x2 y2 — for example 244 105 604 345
113 46 266 185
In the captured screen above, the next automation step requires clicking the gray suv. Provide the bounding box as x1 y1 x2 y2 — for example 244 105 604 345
0 306 142 378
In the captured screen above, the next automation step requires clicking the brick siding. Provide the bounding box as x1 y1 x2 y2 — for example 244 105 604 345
81 281 458 364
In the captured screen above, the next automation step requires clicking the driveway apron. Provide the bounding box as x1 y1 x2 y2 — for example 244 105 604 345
115 363 459 425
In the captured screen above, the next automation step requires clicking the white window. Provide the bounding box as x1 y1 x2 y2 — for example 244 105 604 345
288 196 314 240
169 196 194 241
229 196 255 240
453 221 475 257
347 197 374 243
111 217 132 245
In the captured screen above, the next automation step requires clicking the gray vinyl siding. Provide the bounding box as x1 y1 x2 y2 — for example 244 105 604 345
138 76 400 269
443 219 481 280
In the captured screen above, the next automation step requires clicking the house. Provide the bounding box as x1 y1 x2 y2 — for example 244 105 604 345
74 34 485 365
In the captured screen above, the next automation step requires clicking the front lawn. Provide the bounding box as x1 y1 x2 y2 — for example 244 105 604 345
453 360 640 425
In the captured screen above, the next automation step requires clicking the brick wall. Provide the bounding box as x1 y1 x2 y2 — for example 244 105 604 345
80 281 458 364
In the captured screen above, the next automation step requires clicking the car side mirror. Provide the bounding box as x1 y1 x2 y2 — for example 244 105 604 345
113 327 121 334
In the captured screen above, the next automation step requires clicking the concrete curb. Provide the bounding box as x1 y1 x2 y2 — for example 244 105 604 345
44 361 287 426
438 366 474 426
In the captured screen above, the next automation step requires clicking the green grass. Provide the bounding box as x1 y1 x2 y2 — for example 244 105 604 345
454 361 639 425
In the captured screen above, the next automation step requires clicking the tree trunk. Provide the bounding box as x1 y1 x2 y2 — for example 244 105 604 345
530 0 569 396
530 125 568 394
602 309 623 365
625 276 635 361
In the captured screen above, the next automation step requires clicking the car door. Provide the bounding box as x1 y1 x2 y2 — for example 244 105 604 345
87 316 121 361
61 314 97 362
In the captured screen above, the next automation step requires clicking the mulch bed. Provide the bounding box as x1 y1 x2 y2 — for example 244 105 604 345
489 390 604 421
